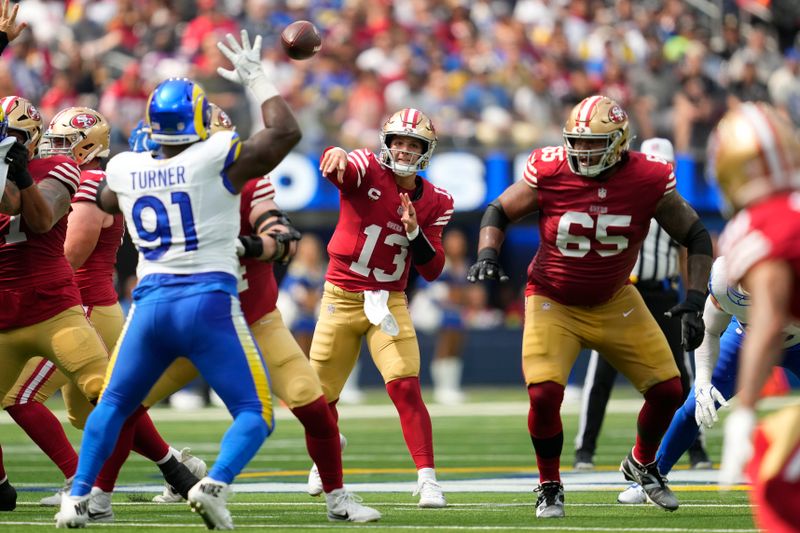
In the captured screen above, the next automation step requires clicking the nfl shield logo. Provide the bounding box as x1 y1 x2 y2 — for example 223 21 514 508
327 304 335 315
598 187 607 199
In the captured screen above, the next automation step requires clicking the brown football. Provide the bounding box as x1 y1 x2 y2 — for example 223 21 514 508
280 20 321 60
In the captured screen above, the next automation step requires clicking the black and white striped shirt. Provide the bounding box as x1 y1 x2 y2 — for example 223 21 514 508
631 220 679 282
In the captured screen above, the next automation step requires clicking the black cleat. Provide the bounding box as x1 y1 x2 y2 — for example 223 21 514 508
534 481 565 518
0 478 16 512
620 452 678 511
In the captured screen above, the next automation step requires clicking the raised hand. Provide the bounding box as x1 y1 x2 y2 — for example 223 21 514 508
0 0 28 44
216 30 265 88
319 147 347 184
400 192 417 235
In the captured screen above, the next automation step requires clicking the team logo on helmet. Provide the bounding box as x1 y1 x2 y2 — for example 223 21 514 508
608 105 626 124
28 104 41 122
218 110 232 128
69 113 98 129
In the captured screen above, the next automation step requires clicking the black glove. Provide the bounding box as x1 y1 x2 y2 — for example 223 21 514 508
665 289 706 351
467 248 509 283
5 141 32 190
268 226 302 264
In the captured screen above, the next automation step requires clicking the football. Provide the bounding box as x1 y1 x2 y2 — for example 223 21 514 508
280 20 322 60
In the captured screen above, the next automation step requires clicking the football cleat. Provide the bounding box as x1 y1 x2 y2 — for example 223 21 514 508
325 489 381 522
617 483 647 505
0 477 16 512
188 477 233 530
414 480 447 508
308 434 347 497
573 450 594 471
55 494 89 528
87 487 113 522
534 481 565 518
40 476 73 506
620 452 678 511
154 448 208 503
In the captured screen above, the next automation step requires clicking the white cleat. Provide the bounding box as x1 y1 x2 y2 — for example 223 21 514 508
325 489 381 522
308 434 347 497
415 480 447 508
187 477 233 530
617 483 647 505
153 448 208 503
55 494 89 528
87 487 114 522
40 476 73 506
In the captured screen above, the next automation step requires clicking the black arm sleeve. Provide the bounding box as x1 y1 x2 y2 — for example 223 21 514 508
409 230 436 265
0 32 8 55
681 220 713 257
480 199 510 231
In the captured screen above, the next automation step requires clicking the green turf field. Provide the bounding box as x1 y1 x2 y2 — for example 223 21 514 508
1 386 779 532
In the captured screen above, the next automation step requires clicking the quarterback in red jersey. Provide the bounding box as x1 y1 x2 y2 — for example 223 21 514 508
469 95 713 517
309 108 452 508
0 103 202 519
710 102 800 532
139 104 380 522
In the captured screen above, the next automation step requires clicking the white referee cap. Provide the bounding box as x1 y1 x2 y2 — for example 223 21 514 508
640 137 675 163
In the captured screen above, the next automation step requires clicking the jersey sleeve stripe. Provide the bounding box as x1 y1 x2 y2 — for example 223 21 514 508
663 173 677 196
49 165 81 193
72 179 100 202
220 133 242 194
348 150 368 178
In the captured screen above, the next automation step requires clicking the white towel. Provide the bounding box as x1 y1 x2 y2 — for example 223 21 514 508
0 136 18 195
364 290 400 336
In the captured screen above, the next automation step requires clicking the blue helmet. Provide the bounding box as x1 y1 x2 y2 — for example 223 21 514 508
128 119 160 153
146 78 211 145
0 105 8 141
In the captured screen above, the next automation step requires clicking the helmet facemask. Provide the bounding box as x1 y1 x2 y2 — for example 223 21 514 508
379 133 433 177
564 129 626 178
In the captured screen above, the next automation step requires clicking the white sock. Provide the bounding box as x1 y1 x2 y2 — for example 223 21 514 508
0 476 7 484
156 446 179 465
418 467 437 484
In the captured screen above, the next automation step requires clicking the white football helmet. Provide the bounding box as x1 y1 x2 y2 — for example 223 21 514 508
379 108 437 177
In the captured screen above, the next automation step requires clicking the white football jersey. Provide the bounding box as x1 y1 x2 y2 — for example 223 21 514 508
106 131 242 279
709 255 800 348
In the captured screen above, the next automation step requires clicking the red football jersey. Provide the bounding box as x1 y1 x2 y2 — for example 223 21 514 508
238 176 278 325
72 169 125 307
0 156 82 328
719 192 800 320
523 146 676 306
324 148 454 292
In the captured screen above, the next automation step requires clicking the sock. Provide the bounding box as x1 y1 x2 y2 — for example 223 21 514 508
93 406 148 493
292 396 343 493
328 400 340 423
5 402 78 478
656 385 703 475
131 411 171 462
157 447 180 465
634 377 683 465
386 377 434 470
417 467 437 484
208 410 269 484
527 382 565 483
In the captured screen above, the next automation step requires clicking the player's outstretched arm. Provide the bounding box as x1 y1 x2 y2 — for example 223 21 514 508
3 141 61 233
95 179 120 215
236 198 301 263
216 30 301 191
0 180 20 215
468 180 537 283
0 0 28 54
655 191 713 350
693 296 731 428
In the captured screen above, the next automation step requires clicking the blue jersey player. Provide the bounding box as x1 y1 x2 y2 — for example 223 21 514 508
56 30 301 529
618 255 800 504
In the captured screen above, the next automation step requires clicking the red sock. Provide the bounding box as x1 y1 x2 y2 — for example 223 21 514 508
6 402 78 478
328 399 339 423
132 411 170 462
0 444 6 479
527 382 565 483
292 396 343 493
634 377 683 465
386 377 434 470
94 406 147 492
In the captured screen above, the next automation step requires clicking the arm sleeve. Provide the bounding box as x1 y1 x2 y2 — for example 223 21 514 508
693 296 732 384
0 32 8 55
322 146 369 192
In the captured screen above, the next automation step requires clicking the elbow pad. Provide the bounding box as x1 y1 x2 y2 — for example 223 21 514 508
683 220 712 257
480 200 510 232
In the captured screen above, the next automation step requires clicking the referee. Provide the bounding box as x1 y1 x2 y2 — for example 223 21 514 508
573 138 711 471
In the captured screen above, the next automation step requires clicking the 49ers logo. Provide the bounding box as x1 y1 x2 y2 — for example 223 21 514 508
69 113 97 129
28 104 41 122
218 110 232 128
608 105 626 124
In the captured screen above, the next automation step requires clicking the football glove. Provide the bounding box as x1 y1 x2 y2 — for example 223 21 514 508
665 289 706 351
719 408 756 487
216 30 277 103
5 141 32 190
694 382 729 428
267 226 302 264
467 248 509 283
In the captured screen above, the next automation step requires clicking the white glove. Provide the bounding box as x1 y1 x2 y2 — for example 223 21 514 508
216 30 278 102
719 408 756 487
694 382 729 428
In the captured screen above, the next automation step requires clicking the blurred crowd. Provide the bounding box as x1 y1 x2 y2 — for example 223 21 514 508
5 0 799 159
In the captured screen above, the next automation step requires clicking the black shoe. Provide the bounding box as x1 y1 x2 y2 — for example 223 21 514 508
0 478 16 512
534 481 565 518
160 458 200 500
574 449 594 471
620 452 678 511
688 446 712 470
